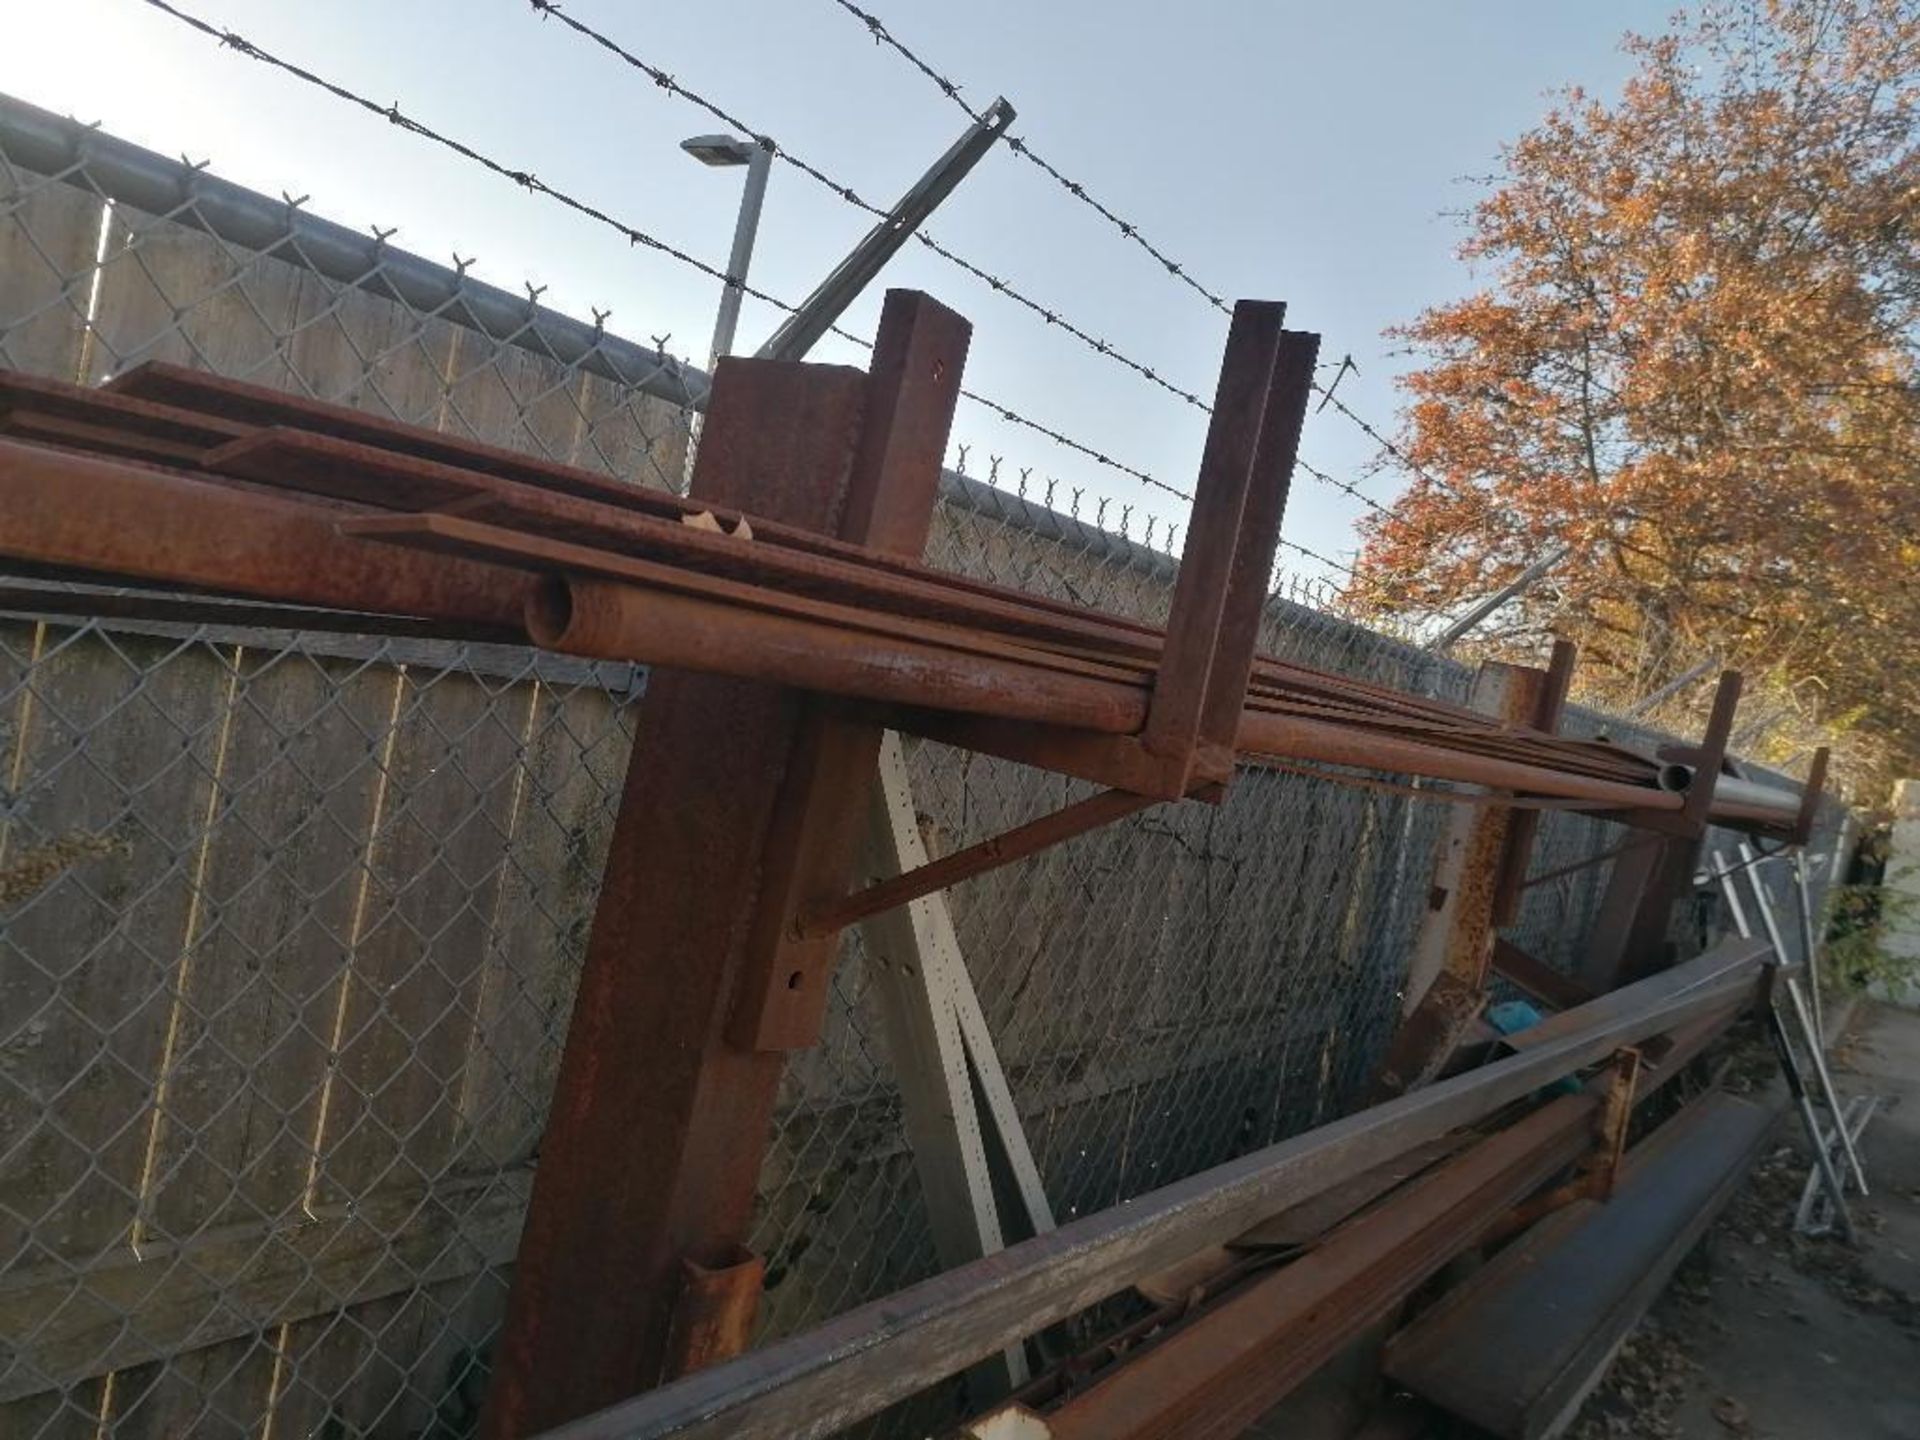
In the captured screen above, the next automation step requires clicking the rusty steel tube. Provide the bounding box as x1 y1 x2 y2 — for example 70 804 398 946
0 438 527 631
1235 709 1688 813
527 575 1149 735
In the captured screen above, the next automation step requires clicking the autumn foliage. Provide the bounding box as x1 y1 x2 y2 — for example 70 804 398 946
1354 0 1920 785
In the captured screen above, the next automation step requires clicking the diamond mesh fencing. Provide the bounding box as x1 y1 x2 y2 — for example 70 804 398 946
0 98 1844 1440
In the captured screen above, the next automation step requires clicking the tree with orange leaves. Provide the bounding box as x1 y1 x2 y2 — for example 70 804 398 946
1355 0 1920 783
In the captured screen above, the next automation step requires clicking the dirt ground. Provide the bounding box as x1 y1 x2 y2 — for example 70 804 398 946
1569 1002 1920 1440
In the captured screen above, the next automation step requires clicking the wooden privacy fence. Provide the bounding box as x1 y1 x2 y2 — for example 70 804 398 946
0 97 1842 1440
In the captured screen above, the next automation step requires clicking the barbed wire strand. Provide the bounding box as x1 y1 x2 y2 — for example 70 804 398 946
526 0 1213 415
817 0 1498 532
826 0 1234 316
135 0 1275 540
518 0 1396 568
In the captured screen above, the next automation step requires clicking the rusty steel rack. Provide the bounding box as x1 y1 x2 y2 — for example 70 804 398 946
0 285 1825 1439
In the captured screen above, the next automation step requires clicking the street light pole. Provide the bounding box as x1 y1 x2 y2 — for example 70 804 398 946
682 133 773 373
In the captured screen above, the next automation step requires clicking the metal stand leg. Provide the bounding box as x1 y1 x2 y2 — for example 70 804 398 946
1796 1095 1879 1236
1736 845 1868 1195
1793 848 1826 1048
1713 850 1865 1240
1767 1004 1857 1244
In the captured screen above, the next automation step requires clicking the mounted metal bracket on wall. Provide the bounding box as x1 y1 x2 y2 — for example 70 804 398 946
756 98 1016 363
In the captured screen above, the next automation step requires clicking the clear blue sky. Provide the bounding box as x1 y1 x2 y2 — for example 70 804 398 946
1 0 1676 584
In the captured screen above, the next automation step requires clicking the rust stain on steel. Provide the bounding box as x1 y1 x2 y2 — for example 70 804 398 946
1141 301 1285 786
1377 660 1549 1099
477 355 872 1440
732 291 974 1053
662 1248 767 1379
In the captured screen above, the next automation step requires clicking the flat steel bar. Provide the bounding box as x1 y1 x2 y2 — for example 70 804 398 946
1037 1094 1598 1440
1192 329 1318 765
531 951 1769 1440
1383 1089 1781 1440
1517 835 1656 893
1490 939 1596 1013
1140 301 1284 783
203 428 1172 665
729 291 976 1052
799 788 1159 939
1789 746 1831 845
1235 710 1686 813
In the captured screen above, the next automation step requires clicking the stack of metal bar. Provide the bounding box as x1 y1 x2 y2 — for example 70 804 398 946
0 287 1831 1440
0 360 1799 831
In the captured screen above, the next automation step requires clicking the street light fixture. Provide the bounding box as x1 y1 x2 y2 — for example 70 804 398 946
681 131 772 373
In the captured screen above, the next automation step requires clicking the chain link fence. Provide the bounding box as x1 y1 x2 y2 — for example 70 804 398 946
0 95 1846 1440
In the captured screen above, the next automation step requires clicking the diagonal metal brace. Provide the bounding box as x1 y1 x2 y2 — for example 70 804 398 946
797 786 1158 939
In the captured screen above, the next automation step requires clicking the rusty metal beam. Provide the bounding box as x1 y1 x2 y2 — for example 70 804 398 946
1597 671 1744 989
1490 939 1596 1013
1490 638 1577 927
1141 302 1285 790
1030 1094 1598 1440
0 437 528 632
1377 658 1553 1098
480 295 967 1437
798 787 1158 940
530 945 1770 1440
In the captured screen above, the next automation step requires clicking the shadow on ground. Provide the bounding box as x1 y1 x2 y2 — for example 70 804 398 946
1569 1002 1920 1440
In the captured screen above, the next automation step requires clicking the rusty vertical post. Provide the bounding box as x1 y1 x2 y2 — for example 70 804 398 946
1373 657 1552 1097
1580 671 1743 992
1489 638 1577 927
480 291 969 1439
1140 301 1284 790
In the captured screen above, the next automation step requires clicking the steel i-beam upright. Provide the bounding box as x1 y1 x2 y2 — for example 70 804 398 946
479 291 970 1438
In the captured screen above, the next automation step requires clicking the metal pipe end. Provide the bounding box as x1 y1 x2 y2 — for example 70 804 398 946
1658 762 1695 794
525 574 575 650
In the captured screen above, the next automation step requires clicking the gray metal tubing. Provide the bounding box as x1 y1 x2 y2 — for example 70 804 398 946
1793 849 1826 1047
1712 773 1802 821
0 92 707 410
1737 843 1867 1193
